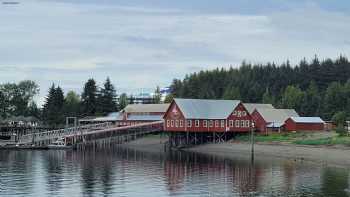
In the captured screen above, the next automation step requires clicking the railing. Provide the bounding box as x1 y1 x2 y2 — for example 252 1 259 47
17 122 112 144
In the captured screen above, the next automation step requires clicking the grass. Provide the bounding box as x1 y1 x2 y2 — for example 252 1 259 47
294 136 350 146
236 132 306 142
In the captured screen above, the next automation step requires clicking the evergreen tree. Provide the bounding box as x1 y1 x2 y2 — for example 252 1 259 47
164 94 174 103
119 93 129 110
42 84 64 127
222 86 241 100
302 81 321 116
81 79 97 116
262 88 275 104
323 82 346 119
281 85 305 112
153 86 161 104
64 91 81 117
97 77 117 114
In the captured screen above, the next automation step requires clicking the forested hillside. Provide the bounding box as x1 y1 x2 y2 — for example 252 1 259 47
169 56 350 120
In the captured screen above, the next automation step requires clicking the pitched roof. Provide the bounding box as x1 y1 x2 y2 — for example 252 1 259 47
255 108 299 124
174 98 241 119
290 117 324 123
122 103 170 113
127 114 163 121
244 103 274 114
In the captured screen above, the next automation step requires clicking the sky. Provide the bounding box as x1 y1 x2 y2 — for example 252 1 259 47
1 0 350 105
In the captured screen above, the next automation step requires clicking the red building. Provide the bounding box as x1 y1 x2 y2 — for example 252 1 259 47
285 117 324 131
164 99 252 133
251 108 299 133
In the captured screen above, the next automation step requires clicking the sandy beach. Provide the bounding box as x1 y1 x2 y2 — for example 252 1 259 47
122 135 350 167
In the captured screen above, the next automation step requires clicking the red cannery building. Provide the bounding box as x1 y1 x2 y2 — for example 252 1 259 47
285 117 325 131
164 98 253 133
251 108 299 133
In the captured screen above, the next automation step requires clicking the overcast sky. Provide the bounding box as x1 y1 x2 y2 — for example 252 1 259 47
1 0 350 105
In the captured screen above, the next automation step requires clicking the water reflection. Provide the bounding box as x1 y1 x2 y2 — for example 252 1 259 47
0 147 350 196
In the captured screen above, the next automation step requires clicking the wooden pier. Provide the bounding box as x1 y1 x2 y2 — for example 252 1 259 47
16 121 163 149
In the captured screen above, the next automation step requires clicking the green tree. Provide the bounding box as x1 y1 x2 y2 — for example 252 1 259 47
302 81 321 116
153 86 161 104
81 79 97 116
222 86 241 100
27 101 40 118
262 88 275 104
118 93 129 110
64 91 81 117
164 94 174 103
323 82 346 119
281 85 305 112
97 77 117 114
42 84 65 127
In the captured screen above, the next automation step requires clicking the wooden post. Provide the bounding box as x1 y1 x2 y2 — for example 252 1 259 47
251 122 255 162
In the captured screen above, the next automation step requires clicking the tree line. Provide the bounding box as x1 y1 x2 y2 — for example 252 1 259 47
0 77 162 127
168 55 350 121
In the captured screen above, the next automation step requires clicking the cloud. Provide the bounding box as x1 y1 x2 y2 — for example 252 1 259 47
0 0 350 106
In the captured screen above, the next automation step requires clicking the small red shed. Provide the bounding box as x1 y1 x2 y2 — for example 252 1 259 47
285 117 324 131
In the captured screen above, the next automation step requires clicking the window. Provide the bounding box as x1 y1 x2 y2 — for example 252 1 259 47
209 120 214 127
221 120 225 127
203 120 208 127
237 111 242 117
245 120 250 128
166 120 170 127
195 120 200 127
235 120 240 127
241 120 245 127
215 120 219 127
180 120 183 127
242 111 247 116
187 120 192 127
171 120 174 127
229 120 234 127
175 120 179 127
233 111 237 115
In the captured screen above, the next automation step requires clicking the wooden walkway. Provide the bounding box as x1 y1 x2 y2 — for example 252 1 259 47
17 121 163 148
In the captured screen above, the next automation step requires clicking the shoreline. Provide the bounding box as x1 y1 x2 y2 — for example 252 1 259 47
120 135 350 167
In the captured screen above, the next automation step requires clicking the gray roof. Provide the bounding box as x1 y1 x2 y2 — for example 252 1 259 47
122 103 169 113
127 114 163 121
174 98 241 119
256 108 299 124
244 103 274 114
290 117 324 123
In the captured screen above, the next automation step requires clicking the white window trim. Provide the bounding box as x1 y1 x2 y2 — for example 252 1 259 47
229 120 234 127
245 120 250 128
241 120 245 127
235 120 240 127
203 120 208 127
242 111 247 116
171 120 174 127
175 120 179 127
167 120 170 127
221 120 225 128
209 120 214 127
187 120 192 127
215 120 219 127
195 120 200 127
233 111 237 115
180 120 183 127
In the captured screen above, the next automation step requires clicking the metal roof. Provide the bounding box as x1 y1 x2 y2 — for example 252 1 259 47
174 98 241 119
127 114 163 121
244 103 274 114
256 108 299 124
122 103 170 113
290 117 324 123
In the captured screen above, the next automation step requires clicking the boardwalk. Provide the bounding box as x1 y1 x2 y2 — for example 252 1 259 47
16 121 163 148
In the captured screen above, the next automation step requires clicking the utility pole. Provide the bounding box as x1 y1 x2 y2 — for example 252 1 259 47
250 122 255 162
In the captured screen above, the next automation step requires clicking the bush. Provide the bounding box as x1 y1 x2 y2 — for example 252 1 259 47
335 126 348 136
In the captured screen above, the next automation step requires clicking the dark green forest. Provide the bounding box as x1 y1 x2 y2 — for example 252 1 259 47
169 56 350 120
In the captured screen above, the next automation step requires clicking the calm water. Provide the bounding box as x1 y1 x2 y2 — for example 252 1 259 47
0 147 350 197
